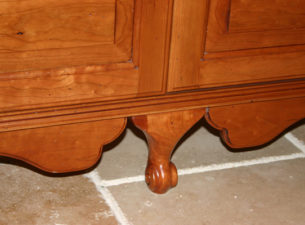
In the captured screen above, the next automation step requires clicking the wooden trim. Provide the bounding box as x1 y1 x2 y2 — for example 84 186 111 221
0 118 127 173
0 79 304 132
206 98 305 148
114 0 135 57
199 50 305 88
167 0 208 91
131 0 143 66
137 0 174 94
0 62 140 110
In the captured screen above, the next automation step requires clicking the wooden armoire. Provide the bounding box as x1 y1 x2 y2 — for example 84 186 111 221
1 0 305 193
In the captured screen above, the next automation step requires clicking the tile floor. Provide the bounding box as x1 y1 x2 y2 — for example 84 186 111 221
0 119 305 225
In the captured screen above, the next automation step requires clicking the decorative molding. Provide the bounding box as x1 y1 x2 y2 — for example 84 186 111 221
0 118 127 173
132 109 205 193
0 79 304 132
205 97 305 148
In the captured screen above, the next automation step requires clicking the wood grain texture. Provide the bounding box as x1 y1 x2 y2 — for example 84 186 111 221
0 0 115 49
137 0 174 94
0 0 134 73
205 97 305 148
0 79 305 132
132 109 205 194
229 0 305 32
164 0 305 90
206 0 305 52
199 49 305 88
0 63 139 109
114 0 135 54
0 0 174 111
167 0 208 91
0 0 305 195
0 118 126 173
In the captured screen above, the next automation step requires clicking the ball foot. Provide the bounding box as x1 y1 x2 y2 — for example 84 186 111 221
145 162 178 194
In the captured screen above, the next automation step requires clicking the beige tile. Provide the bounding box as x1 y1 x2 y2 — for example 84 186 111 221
0 163 118 225
291 123 305 143
97 125 148 180
172 121 301 169
109 158 305 225
97 121 300 180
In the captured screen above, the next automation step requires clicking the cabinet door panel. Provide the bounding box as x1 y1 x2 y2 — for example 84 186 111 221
168 0 305 91
0 0 132 73
229 0 305 32
0 0 173 111
206 0 305 52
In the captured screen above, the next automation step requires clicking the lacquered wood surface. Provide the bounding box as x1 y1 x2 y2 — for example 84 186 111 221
167 0 207 91
0 0 134 72
199 49 305 88
0 79 305 132
206 0 305 52
0 0 304 194
167 0 305 91
229 0 305 32
0 118 126 173
0 0 174 112
206 98 305 148
137 0 174 94
132 109 205 194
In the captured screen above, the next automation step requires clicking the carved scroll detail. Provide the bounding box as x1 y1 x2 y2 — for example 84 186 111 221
0 118 127 173
205 98 305 148
132 109 205 194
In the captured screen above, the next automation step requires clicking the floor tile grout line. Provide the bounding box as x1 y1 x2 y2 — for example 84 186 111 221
101 175 145 187
83 171 132 225
285 132 305 154
100 153 305 187
178 153 305 176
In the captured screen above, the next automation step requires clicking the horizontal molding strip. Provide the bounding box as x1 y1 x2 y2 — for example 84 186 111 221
0 79 305 132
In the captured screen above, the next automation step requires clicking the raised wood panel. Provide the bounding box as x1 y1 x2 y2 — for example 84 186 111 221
0 0 174 111
199 48 305 87
0 0 133 73
0 0 115 49
206 0 305 52
167 0 305 91
229 0 305 32
0 63 139 109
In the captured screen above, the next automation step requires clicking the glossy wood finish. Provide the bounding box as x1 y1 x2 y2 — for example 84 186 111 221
0 0 305 194
206 98 305 148
200 47 305 88
0 0 133 72
168 0 305 91
137 0 174 94
0 0 137 108
0 0 174 111
167 0 208 91
132 109 205 194
229 0 305 32
0 79 305 133
206 0 305 52
0 118 126 173
0 63 139 109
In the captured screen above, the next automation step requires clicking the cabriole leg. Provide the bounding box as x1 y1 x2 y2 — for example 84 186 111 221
132 109 205 194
